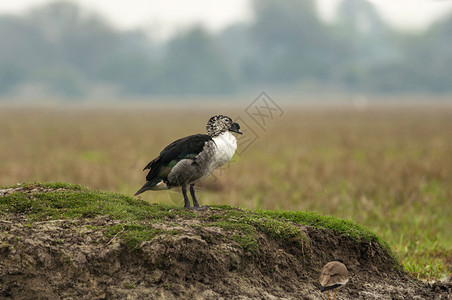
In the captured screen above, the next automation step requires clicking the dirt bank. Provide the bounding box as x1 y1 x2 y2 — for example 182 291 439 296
0 184 450 299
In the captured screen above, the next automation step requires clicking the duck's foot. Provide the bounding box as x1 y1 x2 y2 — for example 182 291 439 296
185 205 209 211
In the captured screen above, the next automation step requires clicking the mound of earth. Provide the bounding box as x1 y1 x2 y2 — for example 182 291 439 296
0 183 450 299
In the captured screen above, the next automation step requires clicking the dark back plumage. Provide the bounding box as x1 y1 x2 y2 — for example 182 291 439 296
141 134 212 187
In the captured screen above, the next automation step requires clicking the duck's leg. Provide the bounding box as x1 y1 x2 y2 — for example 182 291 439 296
181 185 191 208
189 184 208 210
327 290 330 300
190 184 200 207
333 289 337 300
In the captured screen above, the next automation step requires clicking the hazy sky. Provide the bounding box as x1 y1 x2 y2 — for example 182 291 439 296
1 0 452 39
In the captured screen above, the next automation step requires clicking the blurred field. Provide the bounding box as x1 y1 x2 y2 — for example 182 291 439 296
1 103 451 280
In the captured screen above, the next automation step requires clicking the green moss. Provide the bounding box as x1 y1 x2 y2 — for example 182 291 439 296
22 182 87 191
249 216 307 247
205 209 308 255
0 182 190 249
207 220 259 253
209 205 382 246
0 182 194 221
123 281 136 289
231 233 259 254
105 224 180 249
205 206 395 260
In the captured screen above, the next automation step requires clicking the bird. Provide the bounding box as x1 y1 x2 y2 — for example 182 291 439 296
134 115 242 210
319 259 349 300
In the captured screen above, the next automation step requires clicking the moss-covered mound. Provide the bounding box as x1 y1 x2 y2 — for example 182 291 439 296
0 183 449 299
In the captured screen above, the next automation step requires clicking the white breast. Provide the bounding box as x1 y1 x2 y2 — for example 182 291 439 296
212 131 237 168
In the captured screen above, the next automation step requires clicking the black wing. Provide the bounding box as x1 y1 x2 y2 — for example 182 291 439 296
144 134 212 182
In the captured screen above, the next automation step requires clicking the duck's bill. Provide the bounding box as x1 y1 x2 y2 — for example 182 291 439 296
230 122 242 134
230 128 242 134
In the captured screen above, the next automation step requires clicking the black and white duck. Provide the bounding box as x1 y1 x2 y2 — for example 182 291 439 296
135 115 242 210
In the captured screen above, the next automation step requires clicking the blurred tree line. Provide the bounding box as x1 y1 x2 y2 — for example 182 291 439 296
1 0 452 98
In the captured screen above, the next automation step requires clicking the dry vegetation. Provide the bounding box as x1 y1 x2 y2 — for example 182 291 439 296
1 102 451 280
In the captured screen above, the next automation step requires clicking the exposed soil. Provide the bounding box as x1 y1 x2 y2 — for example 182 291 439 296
0 188 451 299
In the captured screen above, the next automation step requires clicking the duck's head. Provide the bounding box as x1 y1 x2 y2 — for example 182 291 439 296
206 115 242 137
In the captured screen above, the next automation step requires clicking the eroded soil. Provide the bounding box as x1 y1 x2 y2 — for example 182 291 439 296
0 187 451 299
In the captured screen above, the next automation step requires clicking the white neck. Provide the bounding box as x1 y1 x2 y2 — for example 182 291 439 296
212 131 237 167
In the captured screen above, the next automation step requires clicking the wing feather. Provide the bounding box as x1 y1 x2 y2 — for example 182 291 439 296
144 134 212 182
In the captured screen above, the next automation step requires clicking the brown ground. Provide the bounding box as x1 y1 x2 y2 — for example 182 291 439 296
0 207 450 300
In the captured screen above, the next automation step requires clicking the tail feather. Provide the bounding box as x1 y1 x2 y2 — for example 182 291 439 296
134 179 169 196
143 157 159 171
134 181 155 196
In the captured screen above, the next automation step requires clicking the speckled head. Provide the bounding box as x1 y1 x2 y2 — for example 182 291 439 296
206 115 242 137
